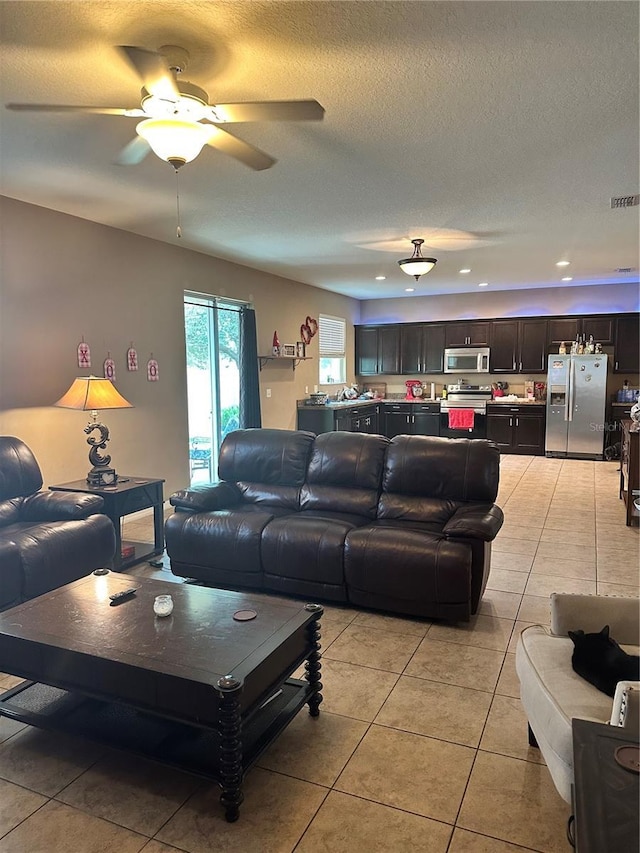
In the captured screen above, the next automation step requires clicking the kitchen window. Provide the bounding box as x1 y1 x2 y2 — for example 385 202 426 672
319 314 346 384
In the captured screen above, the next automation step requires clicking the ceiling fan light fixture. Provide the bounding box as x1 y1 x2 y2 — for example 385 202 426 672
398 238 437 281
135 118 212 168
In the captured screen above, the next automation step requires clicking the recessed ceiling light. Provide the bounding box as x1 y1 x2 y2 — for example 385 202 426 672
561 276 573 282
405 287 415 292
459 268 471 274
375 275 386 280
478 282 489 287
556 261 570 267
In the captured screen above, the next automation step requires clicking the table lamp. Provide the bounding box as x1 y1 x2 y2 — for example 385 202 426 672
54 376 133 487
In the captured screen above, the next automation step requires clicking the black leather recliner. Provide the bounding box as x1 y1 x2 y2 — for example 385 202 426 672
166 429 504 621
0 436 116 610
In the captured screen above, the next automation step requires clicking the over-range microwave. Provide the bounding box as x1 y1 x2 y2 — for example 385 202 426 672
444 347 491 374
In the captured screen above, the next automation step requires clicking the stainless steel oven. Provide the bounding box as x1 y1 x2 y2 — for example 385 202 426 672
440 385 492 439
444 347 490 374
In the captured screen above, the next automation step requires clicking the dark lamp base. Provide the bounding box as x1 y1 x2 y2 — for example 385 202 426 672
87 468 118 487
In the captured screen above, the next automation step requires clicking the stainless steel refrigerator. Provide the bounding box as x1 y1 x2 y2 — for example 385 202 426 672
545 354 609 458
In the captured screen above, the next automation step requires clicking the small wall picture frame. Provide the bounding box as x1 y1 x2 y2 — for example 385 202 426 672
127 344 138 371
280 343 296 357
296 341 306 358
147 355 159 382
77 338 91 368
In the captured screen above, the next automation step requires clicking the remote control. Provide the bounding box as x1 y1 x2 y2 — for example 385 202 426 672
109 588 137 606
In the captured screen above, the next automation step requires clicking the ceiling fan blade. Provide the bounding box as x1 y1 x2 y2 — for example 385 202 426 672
118 45 179 102
209 100 325 123
114 136 151 166
205 126 276 170
6 103 144 116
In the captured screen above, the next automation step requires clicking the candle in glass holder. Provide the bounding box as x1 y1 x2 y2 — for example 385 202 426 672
153 594 173 617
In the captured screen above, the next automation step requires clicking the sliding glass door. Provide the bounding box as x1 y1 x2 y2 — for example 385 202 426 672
184 294 243 484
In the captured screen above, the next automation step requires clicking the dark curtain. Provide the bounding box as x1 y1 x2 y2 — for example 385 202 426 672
239 307 262 428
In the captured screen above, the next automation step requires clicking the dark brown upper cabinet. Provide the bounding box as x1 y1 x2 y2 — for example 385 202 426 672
355 325 400 375
614 315 640 373
547 318 580 346
548 315 615 347
399 324 446 374
490 319 547 373
581 316 614 345
444 321 490 347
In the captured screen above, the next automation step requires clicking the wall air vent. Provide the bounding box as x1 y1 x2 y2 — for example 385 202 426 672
614 267 636 273
610 194 639 209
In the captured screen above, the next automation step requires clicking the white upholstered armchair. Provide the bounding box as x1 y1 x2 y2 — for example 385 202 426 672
515 593 639 803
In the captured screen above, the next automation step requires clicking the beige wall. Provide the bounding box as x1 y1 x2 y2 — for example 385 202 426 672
0 197 360 496
359 282 640 324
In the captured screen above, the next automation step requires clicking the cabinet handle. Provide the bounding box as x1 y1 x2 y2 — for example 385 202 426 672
412 415 415 424
519 361 522 371
516 418 519 427
513 360 516 370
615 361 619 370
509 418 513 427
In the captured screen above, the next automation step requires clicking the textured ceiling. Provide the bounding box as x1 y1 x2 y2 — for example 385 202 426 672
1 1 638 299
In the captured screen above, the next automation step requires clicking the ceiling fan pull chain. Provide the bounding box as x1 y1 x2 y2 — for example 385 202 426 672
175 169 182 239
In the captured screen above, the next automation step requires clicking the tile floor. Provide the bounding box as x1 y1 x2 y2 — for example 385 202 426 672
1 455 638 852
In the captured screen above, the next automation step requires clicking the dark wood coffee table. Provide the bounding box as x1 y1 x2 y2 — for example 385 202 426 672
0 573 323 822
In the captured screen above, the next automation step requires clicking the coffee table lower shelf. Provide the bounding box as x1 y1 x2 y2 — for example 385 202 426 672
0 677 313 811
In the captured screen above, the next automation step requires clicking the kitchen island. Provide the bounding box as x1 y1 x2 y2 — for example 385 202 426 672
297 396 546 454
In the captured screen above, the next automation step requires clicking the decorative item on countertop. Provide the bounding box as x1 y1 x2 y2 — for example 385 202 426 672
77 337 91 368
630 401 640 432
103 352 116 382
534 382 547 401
127 343 138 371
306 393 328 406
153 594 173 617
147 354 159 381
339 384 359 401
559 341 567 354
272 331 281 356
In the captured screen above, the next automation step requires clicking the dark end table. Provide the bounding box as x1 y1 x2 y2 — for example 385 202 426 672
572 718 640 852
49 477 165 571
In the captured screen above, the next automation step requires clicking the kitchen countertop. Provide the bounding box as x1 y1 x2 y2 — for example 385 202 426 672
487 398 546 406
298 397 547 409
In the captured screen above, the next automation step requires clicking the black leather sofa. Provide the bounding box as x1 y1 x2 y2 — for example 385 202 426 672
0 436 116 610
166 429 504 621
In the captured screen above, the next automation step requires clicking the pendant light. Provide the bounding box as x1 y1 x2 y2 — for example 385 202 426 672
398 239 437 281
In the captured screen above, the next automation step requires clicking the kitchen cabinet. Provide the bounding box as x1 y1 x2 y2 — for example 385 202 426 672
383 403 440 438
487 405 546 455
298 403 381 435
355 326 400 375
490 319 547 373
620 420 639 526
444 321 490 347
582 316 615 346
547 318 580 346
614 315 640 374
548 316 615 348
399 323 446 374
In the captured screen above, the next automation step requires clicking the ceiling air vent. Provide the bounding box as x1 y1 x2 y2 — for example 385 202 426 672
610 194 639 209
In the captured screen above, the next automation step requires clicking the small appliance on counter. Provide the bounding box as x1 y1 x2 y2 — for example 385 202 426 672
405 380 424 399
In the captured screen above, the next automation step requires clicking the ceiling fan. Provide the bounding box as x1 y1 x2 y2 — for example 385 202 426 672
6 45 325 171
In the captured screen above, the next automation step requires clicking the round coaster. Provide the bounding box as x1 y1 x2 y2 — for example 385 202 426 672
93 568 110 576
614 745 640 774
233 609 258 622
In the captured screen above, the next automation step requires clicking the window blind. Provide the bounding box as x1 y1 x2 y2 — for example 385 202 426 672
319 315 346 357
